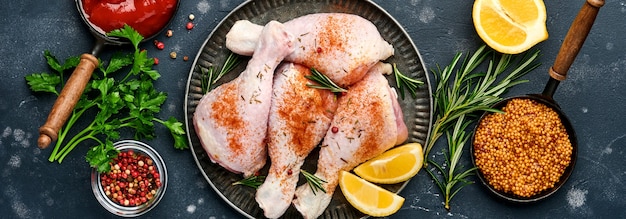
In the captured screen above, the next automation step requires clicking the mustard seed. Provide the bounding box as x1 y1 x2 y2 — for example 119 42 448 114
473 98 572 198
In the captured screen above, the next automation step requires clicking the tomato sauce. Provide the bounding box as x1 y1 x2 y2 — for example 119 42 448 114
81 0 178 37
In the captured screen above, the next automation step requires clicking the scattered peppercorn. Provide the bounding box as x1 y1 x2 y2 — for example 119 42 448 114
100 149 162 207
188 14 195 21
153 57 159 65
331 126 339 133
165 29 173 37
169 51 177 59
186 22 194 30
155 41 165 50
183 55 189 61
473 98 572 198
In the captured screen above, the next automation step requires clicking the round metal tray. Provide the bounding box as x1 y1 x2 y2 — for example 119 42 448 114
184 0 432 218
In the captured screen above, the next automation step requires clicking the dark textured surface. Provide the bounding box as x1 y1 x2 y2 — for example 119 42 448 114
1 0 624 218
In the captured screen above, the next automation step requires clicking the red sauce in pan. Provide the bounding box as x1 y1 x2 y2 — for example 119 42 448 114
81 0 178 37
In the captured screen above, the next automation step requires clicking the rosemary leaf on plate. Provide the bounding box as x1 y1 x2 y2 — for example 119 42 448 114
305 68 348 93
302 169 327 195
232 175 266 189
200 52 242 93
393 63 424 99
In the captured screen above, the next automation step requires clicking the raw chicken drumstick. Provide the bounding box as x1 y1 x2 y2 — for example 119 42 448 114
256 63 338 218
292 62 408 219
226 13 394 87
193 21 294 177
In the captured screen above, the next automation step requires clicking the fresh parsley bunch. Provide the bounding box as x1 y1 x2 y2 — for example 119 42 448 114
26 25 188 173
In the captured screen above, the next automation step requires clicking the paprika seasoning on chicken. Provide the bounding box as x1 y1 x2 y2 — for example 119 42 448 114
80 0 178 37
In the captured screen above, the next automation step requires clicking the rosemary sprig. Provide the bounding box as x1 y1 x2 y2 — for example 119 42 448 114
425 115 477 211
232 175 266 189
301 169 327 195
424 45 541 210
305 68 348 93
200 52 241 93
231 170 327 193
393 63 424 99
425 45 541 160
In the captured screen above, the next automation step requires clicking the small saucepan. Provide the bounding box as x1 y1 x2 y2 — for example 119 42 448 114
37 0 179 148
471 0 604 203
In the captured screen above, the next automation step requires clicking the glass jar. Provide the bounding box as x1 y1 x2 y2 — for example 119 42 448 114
91 140 168 217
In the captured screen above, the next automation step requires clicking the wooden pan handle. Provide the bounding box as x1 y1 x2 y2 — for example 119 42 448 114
549 0 604 81
38 54 98 149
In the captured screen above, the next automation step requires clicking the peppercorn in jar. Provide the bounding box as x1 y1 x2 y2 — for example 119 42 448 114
91 140 167 217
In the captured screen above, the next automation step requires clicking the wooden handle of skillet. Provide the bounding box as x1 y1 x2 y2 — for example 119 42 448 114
38 54 98 149
549 0 604 81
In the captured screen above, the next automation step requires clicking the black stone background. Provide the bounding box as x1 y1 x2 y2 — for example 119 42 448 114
1 0 624 218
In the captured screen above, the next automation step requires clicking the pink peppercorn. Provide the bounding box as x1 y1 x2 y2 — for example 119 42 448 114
100 150 161 207
156 41 165 50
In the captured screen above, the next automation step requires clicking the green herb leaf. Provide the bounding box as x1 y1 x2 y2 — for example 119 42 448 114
393 63 424 99
156 117 189 150
25 73 61 95
305 68 348 93
86 140 119 173
107 24 143 50
425 115 477 211
61 56 81 71
43 50 63 73
105 52 133 75
425 45 541 210
200 52 242 93
232 175 266 189
27 25 189 169
301 169 327 195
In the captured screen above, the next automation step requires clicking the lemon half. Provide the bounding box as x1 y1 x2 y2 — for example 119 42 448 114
339 171 405 217
353 143 423 184
473 0 548 54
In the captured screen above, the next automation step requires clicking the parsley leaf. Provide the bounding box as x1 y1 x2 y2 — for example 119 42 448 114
86 140 119 173
107 24 143 50
27 25 189 173
157 117 189 150
25 73 61 95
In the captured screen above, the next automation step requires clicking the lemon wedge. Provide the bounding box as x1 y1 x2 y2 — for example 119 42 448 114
353 143 423 184
472 0 548 54
339 171 405 217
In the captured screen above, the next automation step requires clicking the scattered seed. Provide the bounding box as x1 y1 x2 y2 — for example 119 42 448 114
188 14 195 21
156 41 165 50
170 52 177 59
165 29 173 37
153 57 159 65
183 56 189 61
186 22 194 30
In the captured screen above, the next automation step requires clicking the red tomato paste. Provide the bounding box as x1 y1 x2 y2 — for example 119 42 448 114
81 0 178 37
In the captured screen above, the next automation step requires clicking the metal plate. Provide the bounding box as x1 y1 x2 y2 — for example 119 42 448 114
183 0 432 218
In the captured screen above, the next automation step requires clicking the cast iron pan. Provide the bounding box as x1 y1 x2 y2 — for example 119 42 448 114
471 0 604 203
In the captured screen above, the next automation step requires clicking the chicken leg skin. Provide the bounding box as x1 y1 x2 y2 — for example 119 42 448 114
226 13 394 87
292 63 408 218
193 21 294 177
256 63 338 218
